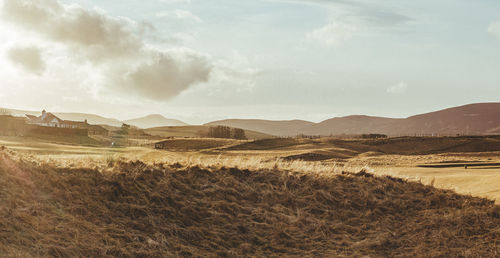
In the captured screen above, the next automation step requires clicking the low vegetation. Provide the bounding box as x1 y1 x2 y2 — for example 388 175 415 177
328 136 500 155
1 151 499 257
145 125 271 140
154 138 238 151
226 138 304 150
208 125 247 139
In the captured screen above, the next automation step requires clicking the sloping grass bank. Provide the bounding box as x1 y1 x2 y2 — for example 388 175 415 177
0 152 499 257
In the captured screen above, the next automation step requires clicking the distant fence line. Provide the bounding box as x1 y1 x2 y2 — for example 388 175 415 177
291 133 497 139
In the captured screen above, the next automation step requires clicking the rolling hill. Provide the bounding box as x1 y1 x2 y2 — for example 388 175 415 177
204 103 500 137
4 103 499 137
301 103 500 136
1 153 499 256
124 114 188 128
300 115 400 136
204 119 314 136
396 102 500 135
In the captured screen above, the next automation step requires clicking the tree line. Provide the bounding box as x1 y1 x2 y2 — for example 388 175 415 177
208 126 246 139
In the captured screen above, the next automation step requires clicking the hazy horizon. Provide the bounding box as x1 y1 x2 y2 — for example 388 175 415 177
1 0 499 124
3 101 499 126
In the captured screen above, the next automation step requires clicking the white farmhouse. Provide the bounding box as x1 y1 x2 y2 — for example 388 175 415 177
26 110 77 128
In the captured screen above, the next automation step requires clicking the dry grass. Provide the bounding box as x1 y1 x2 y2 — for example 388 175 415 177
327 136 500 155
154 138 240 151
1 150 500 257
145 126 272 140
22 150 362 178
226 138 304 150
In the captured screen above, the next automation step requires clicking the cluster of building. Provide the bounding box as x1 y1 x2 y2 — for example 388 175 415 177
24 110 108 135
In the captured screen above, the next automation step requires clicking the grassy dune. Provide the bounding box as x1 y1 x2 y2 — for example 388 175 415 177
153 138 240 151
1 151 499 257
225 138 304 150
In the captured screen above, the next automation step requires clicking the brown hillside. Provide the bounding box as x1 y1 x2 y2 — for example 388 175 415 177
302 115 399 136
398 102 500 135
1 153 499 257
328 136 500 155
302 103 500 136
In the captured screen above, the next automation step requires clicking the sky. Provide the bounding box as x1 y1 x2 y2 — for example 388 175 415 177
0 0 499 124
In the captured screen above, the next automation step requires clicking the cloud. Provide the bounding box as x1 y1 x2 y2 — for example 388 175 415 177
270 0 413 26
157 9 202 23
7 46 45 75
488 22 500 40
302 0 414 47
307 22 356 46
210 52 262 94
2 0 211 100
114 50 211 100
387 82 408 94
2 0 144 61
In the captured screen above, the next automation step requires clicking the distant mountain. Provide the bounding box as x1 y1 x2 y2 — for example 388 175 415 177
124 114 188 129
204 119 315 136
3 103 499 137
300 115 400 136
301 103 500 136
397 103 500 135
204 103 500 137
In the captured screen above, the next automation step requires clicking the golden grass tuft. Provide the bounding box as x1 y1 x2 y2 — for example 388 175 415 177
1 151 499 256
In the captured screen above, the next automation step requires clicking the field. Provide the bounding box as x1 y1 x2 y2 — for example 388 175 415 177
0 135 499 256
145 125 272 140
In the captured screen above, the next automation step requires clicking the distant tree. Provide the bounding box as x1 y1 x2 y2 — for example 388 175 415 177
208 127 214 138
361 134 388 139
221 126 231 138
232 128 246 140
208 126 231 138
119 123 131 135
208 127 215 138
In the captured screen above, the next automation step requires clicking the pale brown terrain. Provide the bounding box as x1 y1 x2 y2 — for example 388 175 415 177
0 134 499 256
1 0 498 255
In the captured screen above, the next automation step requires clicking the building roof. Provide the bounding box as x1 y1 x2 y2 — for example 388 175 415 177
25 114 37 120
25 110 108 132
26 112 62 124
